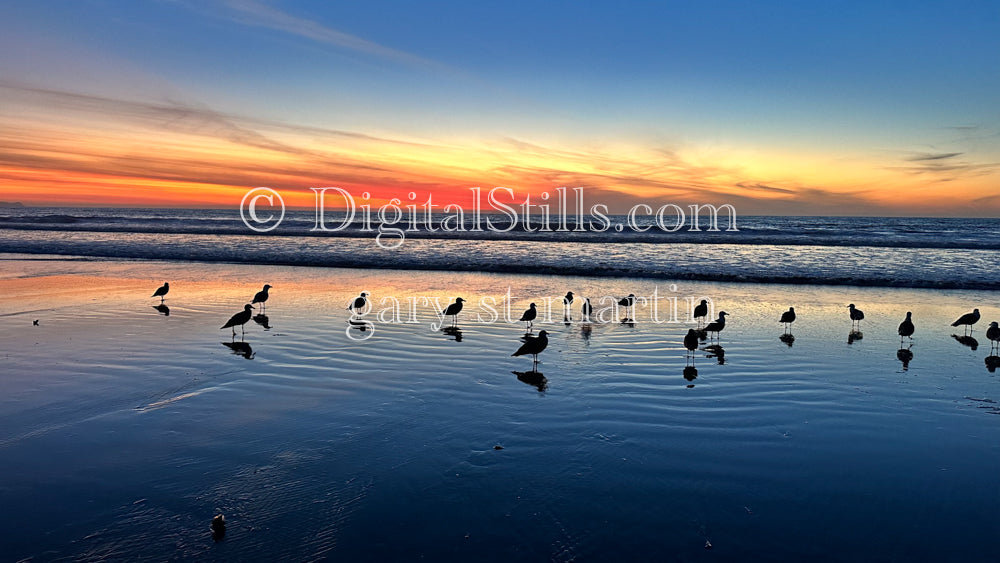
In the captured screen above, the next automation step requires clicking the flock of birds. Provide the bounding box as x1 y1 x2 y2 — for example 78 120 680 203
151 282 1000 376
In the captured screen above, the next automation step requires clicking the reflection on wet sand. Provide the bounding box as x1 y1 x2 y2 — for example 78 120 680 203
704 344 725 365
952 334 978 351
513 370 547 392
441 326 463 342
222 339 254 359
683 365 698 387
896 346 914 370
253 313 271 329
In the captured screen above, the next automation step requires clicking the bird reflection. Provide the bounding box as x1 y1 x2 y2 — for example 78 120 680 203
683 365 698 386
252 314 271 329
580 323 592 343
779 333 795 347
152 304 170 316
222 340 255 359
513 370 547 392
951 334 978 350
704 344 725 365
848 330 863 344
347 319 371 332
896 346 914 370
441 326 463 342
985 356 1000 373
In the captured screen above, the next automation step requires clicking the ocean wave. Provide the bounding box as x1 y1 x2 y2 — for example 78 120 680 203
1 229 998 290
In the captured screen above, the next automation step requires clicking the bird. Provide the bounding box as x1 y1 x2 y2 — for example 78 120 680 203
703 312 728 341
581 298 593 322
563 291 575 320
251 284 271 312
848 304 864 330
32 319 39 326
512 329 548 369
348 292 368 313
618 293 636 320
519 303 538 330
221 304 254 336
951 308 980 335
442 297 465 326
986 321 1000 351
684 328 700 361
898 312 915 344
779 307 796 333
151 282 169 303
693 299 709 328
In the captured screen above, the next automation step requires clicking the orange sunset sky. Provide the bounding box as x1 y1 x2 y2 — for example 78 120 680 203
1 1 998 216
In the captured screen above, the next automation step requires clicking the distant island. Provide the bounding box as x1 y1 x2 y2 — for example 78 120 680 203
0 202 25 208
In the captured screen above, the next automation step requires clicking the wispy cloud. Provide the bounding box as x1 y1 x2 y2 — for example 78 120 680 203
212 0 443 70
890 150 998 180
906 152 963 162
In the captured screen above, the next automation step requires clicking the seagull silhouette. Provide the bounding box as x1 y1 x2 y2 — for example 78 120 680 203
348 292 368 313
951 308 980 335
519 303 538 330
703 312 728 341
618 294 636 321
563 291 574 320
151 282 169 303
898 311 915 344
684 328 700 364
848 304 864 330
779 307 796 333
221 304 254 336
693 299 709 328
252 284 271 313
512 330 548 369
986 321 999 352
442 297 465 326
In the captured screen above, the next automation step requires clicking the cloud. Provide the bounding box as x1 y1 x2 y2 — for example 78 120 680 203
906 152 962 161
890 150 998 179
212 0 443 70
734 182 797 195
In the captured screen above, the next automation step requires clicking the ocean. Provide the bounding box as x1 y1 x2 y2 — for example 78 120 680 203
2 208 999 289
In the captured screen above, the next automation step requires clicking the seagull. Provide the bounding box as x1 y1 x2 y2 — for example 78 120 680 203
442 297 465 326
951 308 980 335
703 312 728 341
221 304 254 336
581 298 593 322
898 311 915 344
348 292 369 313
693 299 709 328
618 293 636 320
848 304 864 330
151 282 169 303
519 303 538 330
779 307 796 333
563 291 574 320
512 329 548 369
986 321 999 351
251 284 271 313
684 328 700 362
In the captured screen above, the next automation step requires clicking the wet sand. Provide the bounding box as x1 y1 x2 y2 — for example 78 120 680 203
2 254 1000 560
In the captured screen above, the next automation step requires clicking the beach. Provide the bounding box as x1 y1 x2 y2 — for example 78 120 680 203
2 254 1000 560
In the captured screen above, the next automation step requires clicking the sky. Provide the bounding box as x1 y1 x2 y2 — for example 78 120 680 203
0 0 998 215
